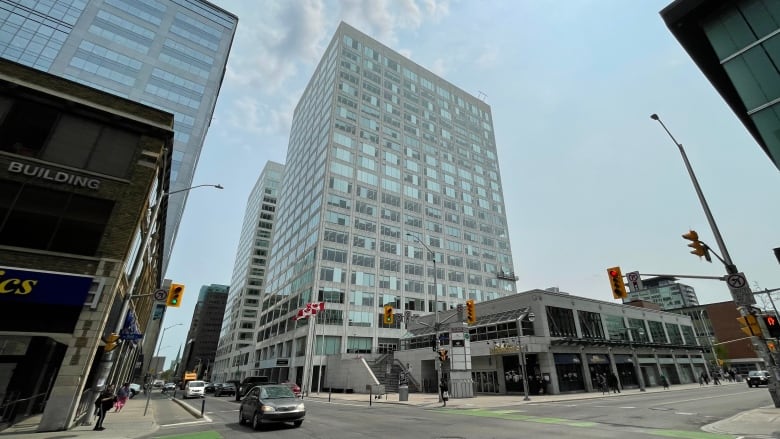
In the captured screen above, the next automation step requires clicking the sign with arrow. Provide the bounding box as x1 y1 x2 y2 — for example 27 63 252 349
626 271 643 292
726 272 755 306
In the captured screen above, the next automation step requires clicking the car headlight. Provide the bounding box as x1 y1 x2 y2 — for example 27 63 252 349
296 403 305 411
261 405 276 412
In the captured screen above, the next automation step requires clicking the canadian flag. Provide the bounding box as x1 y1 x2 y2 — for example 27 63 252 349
307 302 326 312
292 308 312 321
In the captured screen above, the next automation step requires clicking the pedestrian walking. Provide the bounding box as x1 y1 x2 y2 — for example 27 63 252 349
439 375 449 407
660 374 670 390
93 384 116 431
713 371 721 385
115 383 129 412
607 373 620 394
597 374 607 395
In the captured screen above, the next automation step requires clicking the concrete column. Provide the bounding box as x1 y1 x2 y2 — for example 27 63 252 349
580 350 593 392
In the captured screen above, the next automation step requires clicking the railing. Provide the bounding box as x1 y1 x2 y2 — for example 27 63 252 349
0 391 48 428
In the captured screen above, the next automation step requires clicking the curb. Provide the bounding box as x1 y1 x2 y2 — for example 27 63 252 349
171 397 212 422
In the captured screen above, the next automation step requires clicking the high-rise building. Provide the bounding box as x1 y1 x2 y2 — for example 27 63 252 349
212 161 284 383
624 276 700 310
252 23 516 390
180 284 228 381
0 0 238 269
660 0 780 171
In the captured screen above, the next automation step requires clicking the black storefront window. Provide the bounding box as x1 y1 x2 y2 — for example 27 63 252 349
0 180 114 256
546 306 577 337
554 353 585 392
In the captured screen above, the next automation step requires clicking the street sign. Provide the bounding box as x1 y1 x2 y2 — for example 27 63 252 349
626 271 643 292
154 289 168 301
726 272 756 306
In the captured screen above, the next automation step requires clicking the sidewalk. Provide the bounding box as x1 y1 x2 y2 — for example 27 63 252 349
1 381 777 438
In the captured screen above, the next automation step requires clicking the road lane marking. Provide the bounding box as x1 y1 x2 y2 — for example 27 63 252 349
653 390 757 406
159 419 212 427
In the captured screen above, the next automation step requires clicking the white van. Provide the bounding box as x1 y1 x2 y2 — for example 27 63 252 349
185 380 206 398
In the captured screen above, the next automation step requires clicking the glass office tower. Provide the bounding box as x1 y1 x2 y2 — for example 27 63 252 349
211 161 284 383
253 23 516 389
661 0 780 171
0 0 238 269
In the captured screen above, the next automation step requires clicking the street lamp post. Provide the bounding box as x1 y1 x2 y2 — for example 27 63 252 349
626 327 646 392
406 233 441 401
88 182 222 423
145 323 181 415
651 114 780 408
517 310 536 401
155 323 183 372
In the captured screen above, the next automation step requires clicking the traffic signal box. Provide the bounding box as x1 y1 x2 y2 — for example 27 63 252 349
167 283 184 307
607 267 627 299
736 314 762 337
466 299 476 325
682 230 712 262
104 333 120 352
383 304 394 325
764 315 780 338
438 349 449 362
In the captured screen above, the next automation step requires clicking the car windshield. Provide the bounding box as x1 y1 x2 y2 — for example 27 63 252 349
189 381 205 387
749 371 767 377
260 385 295 399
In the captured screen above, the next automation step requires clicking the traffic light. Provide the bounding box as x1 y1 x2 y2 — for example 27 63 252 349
764 315 780 338
682 230 712 262
104 333 120 352
167 283 184 307
383 304 394 325
438 349 448 362
607 267 627 299
466 299 476 325
736 314 761 337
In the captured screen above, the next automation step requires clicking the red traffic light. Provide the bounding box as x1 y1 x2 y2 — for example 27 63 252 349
609 270 618 277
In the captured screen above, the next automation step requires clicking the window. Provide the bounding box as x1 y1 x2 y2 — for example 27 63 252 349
0 180 114 256
578 310 605 339
546 306 577 338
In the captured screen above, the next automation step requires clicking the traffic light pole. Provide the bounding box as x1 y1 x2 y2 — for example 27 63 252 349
651 114 779 407
81 184 222 425
407 234 442 402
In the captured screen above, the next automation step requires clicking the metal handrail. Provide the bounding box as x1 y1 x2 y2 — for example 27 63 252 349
0 391 48 427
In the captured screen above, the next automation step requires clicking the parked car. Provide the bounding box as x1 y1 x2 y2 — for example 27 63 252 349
281 381 301 397
204 382 215 393
129 383 142 398
236 376 272 399
238 384 305 430
163 382 176 392
747 370 770 387
215 382 236 397
184 380 206 398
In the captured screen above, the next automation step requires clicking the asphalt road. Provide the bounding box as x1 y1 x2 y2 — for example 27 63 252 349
142 385 769 439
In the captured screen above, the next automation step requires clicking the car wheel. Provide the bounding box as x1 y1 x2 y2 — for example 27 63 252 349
252 413 262 431
293 420 303 428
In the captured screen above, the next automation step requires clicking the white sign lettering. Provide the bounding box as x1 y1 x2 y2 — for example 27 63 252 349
8 161 101 190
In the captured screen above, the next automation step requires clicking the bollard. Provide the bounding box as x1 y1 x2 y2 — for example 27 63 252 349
201 399 205 417
328 386 332 402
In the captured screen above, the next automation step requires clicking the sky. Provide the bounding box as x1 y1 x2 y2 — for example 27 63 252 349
158 0 780 366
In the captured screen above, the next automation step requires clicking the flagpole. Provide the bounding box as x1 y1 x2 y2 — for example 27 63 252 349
307 313 316 396
317 310 325 394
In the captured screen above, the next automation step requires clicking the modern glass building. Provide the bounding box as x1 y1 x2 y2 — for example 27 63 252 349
661 0 780 171
252 23 516 391
211 161 284 383
179 283 228 381
0 0 238 269
624 276 700 310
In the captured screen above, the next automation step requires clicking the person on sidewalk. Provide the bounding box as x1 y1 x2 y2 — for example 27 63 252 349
607 373 620 394
94 384 116 431
597 374 607 395
439 375 449 407
713 371 721 385
115 383 130 412
660 374 670 390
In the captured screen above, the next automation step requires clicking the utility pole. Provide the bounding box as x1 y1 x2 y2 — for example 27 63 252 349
652 114 779 407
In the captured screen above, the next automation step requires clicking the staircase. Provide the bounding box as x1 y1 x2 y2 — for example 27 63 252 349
366 354 418 394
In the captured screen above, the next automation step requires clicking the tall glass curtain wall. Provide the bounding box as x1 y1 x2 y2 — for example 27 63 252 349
702 0 780 163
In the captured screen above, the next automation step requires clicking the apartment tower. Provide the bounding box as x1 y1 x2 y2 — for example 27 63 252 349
253 23 516 390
